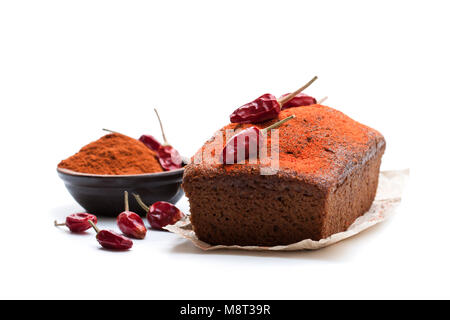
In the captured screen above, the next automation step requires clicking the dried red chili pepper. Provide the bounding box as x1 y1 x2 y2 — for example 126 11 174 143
230 93 280 124
153 109 183 171
221 115 295 164
133 193 185 230
221 126 262 164
279 93 317 110
157 145 182 170
117 191 147 239
229 76 318 124
88 220 133 250
54 213 98 233
147 201 185 230
138 134 161 151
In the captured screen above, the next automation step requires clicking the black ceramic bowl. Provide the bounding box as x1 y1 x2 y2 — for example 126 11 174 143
57 166 185 216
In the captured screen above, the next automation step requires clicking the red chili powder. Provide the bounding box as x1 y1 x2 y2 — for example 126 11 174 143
58 133 164 175
195 104 382 180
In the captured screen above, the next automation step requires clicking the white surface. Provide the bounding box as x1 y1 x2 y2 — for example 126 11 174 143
0 0 449 299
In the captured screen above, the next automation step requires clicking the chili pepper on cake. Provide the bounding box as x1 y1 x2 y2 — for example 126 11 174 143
229 76 318 123
221 115 295 164
278 93 317 109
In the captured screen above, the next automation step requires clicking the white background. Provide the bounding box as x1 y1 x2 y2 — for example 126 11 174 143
0 0 449 299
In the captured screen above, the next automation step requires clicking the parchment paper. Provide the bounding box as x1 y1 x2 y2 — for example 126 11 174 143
164 169 409 251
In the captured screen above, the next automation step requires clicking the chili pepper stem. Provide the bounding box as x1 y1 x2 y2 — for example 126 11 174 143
54 220 66 227
102 128 121 134
278 76 318 107
133 193 150 212
124 191 129 211
154 108 169 146
317 96 328 104
261 115 296 134
102 128 134 139
88 220 100 234
103 129 140 142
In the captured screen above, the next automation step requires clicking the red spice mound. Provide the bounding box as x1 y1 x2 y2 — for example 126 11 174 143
58 133 164 175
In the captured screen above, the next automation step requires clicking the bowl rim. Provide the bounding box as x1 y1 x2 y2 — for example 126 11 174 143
57 164 186 178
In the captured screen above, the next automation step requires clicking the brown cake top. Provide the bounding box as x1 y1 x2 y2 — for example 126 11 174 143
191 104 385 187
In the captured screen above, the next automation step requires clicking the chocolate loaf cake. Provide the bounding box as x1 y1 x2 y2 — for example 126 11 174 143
182 105 385 246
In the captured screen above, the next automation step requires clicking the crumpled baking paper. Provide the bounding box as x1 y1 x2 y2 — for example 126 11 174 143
164 169 409 251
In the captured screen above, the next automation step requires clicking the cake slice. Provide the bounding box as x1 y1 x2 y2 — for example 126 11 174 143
182 105 386 246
